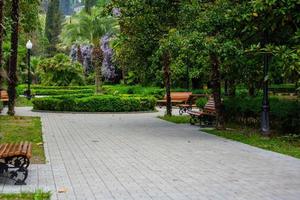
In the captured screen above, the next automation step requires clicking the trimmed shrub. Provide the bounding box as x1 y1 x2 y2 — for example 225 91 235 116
103 85 164 98
17 85 94 96
31 89 94 96
224 97 300 134
32 95 156 112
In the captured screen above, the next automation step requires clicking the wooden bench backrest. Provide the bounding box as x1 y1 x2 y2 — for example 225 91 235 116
0 90 9 102
164 92 192 102
204 98 216 113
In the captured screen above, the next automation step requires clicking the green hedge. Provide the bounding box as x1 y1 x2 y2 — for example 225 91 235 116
31 89 94 96
224 97 300 134
32 95 156 112
17 85 94 96
103 85 164 98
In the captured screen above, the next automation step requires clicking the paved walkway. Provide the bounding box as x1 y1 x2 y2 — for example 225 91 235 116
1 107 300 200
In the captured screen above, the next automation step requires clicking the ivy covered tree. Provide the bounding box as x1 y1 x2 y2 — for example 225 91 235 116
7 0 20 115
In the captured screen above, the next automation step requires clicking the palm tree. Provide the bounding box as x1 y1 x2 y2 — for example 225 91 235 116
60 7 118 46
7 0 20 116
60 7 118 93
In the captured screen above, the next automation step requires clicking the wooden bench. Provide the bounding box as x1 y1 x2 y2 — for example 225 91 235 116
0 90 9 105
187 98 216 126
157 92 192 107
177 94 208 115
0 141 32 185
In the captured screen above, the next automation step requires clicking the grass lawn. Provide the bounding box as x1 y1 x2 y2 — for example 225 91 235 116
203 128 300 159
159 115 300 158
16 97 33 107
0 191 51 200
0 116 45 163
158 115 191 124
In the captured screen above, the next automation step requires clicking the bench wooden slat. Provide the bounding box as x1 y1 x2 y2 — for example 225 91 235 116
0 90 9 102
26 143 32 158
0 144 8 157
3 143 14 157
15 141 24 155
21 141 29 156
0 141 32 159
187 111 203 116
8 143 19 157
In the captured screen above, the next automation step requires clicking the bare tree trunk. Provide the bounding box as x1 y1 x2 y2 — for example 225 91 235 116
92 44 103 94
228 79 236 97
0 0 4 90
77 45 83 65
122 65 127 85
224 80 228 96
163 52 172 116
210 52 225 129
7 0 20 116
248 81 255 96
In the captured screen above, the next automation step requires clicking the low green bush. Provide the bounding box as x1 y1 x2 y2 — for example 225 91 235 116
269 84 297 93
224 97 300 134
171 88 212 94
37 54 85 86
196 97 208 108
32 95 156 112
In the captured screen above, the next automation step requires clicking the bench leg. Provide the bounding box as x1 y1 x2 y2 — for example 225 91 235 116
200 115 216 127
13 167 28 185
0 156 30 185
179 107 185 115
190 115 199 125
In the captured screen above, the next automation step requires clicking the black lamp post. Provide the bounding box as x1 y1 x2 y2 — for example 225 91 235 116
261 33 270 135
25 40 32 100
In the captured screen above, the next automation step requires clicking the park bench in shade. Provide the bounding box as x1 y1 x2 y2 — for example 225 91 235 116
177 94 208 115
157 92 192 107
0 141 32 185
0 90 9 105
187 97 216 126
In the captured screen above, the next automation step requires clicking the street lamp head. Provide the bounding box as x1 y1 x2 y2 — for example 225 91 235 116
26 40 33 50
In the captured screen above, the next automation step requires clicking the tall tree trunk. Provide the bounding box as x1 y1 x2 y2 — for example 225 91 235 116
210 52 225 129
92 44 103 94
7 0 20 116
163 52 172 116
248 81 255 96
224 79 228 96
0 0 4 90
122 65 127 85
77 45 83 65
228 79 236 97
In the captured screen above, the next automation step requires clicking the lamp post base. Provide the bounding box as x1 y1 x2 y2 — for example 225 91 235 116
24 90 32 100
261 104 270 135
